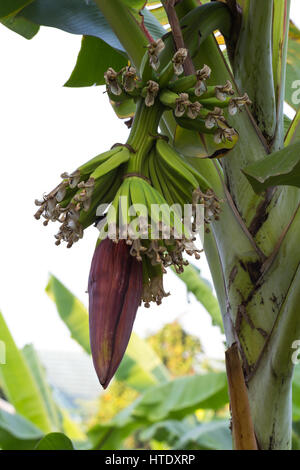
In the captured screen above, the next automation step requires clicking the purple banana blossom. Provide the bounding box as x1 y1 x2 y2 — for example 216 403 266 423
88 238 143 388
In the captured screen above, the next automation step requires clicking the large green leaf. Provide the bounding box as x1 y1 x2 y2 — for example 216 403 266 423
133 372 228 422
0 0 34 18
88 372 228 448
1 15 39 39
173 264 223 332
0 313 52 433
16 1 165 51
18 0 125 51
173 420 232 450
46 275 91 354
115 334 170 391
243 142 300 193
286 22 300 110
35 432 74 450
46 275 169 391
139 419 192 446
87 399 145 450
22 345 61 431
0 409 43 450
65 35 127 87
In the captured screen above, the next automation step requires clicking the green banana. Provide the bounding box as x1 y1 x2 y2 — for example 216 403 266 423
90 147 130 181
174 115 215 133
129 177 148 221
155 139 199 188
168 75 197 93
119 178 131 229
159 89 179 109
155 159 175 207
156 156 193 206
78 146 123 176
142 178 187 238
140 50 157 83
79 171 120 228
149 148 179 207
148 149 164 195
197 97 231 110
156 138 210 191
106 88 132 103
158 61 176 88
186 85 217 100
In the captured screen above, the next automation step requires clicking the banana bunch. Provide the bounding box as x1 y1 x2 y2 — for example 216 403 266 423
96 174 201 306
34 145 131 247
35 35 249 306
148 138 210 208
106 41 250 144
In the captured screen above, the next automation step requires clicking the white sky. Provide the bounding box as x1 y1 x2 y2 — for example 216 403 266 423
0 2 299 361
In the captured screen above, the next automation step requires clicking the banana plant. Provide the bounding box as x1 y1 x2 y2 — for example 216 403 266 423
2 0 300 450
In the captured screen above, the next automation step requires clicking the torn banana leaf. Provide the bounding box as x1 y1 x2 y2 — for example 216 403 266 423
243 142 300 193
65 36 127 87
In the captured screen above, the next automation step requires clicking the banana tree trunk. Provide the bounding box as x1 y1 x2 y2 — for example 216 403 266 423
95 0 300 450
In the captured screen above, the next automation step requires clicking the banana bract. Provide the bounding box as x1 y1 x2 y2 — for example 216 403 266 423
35 38 250 387
88 238 143 389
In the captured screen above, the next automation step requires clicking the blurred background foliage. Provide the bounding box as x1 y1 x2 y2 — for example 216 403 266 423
1 269 300 450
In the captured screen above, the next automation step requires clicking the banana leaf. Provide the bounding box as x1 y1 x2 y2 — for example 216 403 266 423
243 141 300 193
34 432 74 450
46 275 170 391
0 313 52 433
173 264 223 332
0 408 43 450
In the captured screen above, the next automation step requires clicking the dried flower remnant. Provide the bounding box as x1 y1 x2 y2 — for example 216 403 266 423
229 93 252 115
147 38 165 70
192 188 222 230
142 272 170 308
175 93 190 117
186 101 202 119
205 107 226 129
214 126 237 144
195 65 211 96
172 48 188 76
145 80 160 107
215 80 235 101
122 66 137 92
104 67 122 95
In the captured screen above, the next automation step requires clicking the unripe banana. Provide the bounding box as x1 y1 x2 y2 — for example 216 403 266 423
187 86 217 100
156 156 193 206
197 97 231 110
79 170 121 229
168 75 197 93
140 51 156 84
90 147 130 181
156 139 210 191
175 115 215 133
158 61 175 88
106 88 132 103
155 139 199 189
148 150 164 195
78 147 123 176
158 89 180 109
